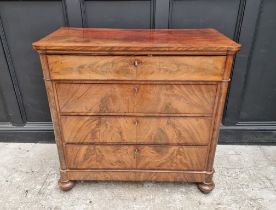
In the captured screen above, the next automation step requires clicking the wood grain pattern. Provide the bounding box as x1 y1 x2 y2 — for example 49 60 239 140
136 146 208 170
66 170 208 182
33 27 241 192
61 116 211 145
65 145 207 170
32 27 241 54
135 84 217 114
38 55 67 169
48 55 136 80
56 83 135 113
136 117 211 145
206 55 235 171
135 56 225 81
61 116 136 144
56 83 217 114
65 145 136 169
48 55 225 81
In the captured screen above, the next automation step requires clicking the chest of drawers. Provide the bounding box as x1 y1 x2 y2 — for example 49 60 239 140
33 27 240 193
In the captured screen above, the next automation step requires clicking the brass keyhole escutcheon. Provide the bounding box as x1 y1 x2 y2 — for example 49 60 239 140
133 86 139 95
134 60 139 67
134 148 139 158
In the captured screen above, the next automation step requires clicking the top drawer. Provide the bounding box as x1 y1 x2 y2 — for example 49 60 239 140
47 55 226 81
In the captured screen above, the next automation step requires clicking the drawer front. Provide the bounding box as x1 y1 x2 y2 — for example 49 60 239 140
56 83 217 114
48 55 136 80
65 145 207 170
135 56 225 81
135 84 216 114
65 145 136 169
136 146 207 170
136 117 211 145
61 116 136 144
61 116 211 145
48 55 225 81
57 84 134 113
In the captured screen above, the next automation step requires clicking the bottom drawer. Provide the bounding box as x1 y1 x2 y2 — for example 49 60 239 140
136 145 208 170
65 145 208 170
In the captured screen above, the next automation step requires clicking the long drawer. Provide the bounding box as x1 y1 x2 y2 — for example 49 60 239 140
65 145 208 170
61 116 212 145
56 83 217 114
48 55 225 81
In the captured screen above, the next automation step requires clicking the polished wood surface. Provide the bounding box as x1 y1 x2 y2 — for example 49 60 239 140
56 83 134 113
48 55 136 80
65 145 136 169
56 83 217 114
33 27 240 193
61 116 136 144
135 56 225 81
48 55 225 81
136 146 208 170
61 116 211 145
66 170 208 182
33 27 241 54
135 84 216 114
38 55 67 169
65 145 207 170
136 117 211 145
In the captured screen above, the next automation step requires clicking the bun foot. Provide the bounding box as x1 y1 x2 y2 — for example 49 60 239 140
197 181 215 194
58 179 75 191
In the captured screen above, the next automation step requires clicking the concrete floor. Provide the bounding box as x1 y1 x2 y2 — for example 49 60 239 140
0 143 275 210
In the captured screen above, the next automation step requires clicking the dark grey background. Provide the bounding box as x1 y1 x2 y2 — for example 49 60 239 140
0 0 275 144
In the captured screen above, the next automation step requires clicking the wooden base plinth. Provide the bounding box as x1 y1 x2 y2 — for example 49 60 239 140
57 180 215 193
58 170 215 193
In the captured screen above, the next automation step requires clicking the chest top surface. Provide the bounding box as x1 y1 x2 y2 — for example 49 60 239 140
32 27 240 54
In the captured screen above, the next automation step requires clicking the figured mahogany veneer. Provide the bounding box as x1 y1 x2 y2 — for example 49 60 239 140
61 116 211 145
56 83 217 114
33 27 240 193
65 145 207 170
48 55 226 81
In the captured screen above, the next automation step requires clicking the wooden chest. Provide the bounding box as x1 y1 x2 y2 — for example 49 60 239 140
33 27 240 193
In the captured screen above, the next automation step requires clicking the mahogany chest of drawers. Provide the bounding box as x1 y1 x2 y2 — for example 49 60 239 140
33 27 240 193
